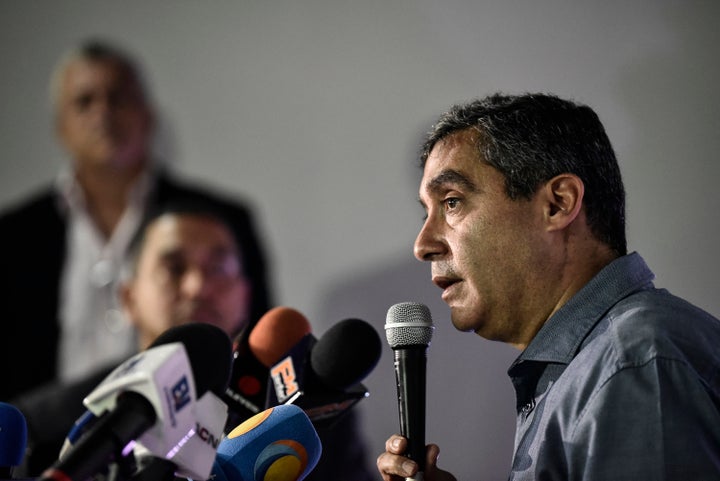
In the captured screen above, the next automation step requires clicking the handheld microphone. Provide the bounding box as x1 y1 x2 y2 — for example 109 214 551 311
224 307 312 426
131 389 228 481
42 323 232 481
58 410 97 460
384 302 434 481
0 402 27 479
267 317 382 425
199 404 321 481
127 323 232 481
59 323 233 456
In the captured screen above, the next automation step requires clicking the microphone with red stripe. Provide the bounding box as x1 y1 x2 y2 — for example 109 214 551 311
267 316 382 426
223 307 312 428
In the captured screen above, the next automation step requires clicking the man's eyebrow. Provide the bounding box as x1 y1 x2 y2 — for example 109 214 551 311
209 244 240 258
158 248 183 261
427 169 478 193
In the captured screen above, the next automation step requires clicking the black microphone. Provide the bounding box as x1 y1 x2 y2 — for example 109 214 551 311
267 317 382 427
41 323 232 481
384 302 434 481
0 402 27 479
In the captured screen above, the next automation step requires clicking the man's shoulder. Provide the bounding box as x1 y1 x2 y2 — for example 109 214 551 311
0 186 64 246
154 171 254 217
549 289 720 425
0 186 59 224
609 288 720 339
599 288 720 371
11 364 117 447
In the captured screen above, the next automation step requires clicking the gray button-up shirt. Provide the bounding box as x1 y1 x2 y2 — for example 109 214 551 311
508 252 720 480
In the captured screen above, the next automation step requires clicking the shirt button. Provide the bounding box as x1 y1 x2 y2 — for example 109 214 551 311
91 259 116 287
520 399 536 419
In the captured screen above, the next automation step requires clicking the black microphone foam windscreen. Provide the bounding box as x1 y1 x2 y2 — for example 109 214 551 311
311 318 382 391
267 317 381 425
150 323 233 397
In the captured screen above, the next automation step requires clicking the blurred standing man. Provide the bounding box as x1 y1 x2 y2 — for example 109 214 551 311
0 38 271 401
376 93 720 480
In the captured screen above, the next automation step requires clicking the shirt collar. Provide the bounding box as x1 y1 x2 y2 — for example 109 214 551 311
54 165 157 217
510 252 655 369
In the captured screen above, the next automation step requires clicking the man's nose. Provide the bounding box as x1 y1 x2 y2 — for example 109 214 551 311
180 268 211 298
414 217 446 261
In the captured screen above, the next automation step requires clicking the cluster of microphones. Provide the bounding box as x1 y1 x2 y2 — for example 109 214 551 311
1 302 435 481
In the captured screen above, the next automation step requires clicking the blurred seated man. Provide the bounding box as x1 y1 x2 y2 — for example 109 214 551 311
121 201 252 350
13 202 375 481
11 200 252 475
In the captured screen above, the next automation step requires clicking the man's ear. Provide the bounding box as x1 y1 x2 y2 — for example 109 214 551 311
119 281 140 328
542 173 584 231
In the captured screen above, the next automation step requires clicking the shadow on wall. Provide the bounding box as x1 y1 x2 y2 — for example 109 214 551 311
317 253 518 481
615 3 720 316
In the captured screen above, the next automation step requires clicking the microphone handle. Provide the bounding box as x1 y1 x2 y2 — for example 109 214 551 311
393 345 427 477
40 392 156 481
131 456 178 481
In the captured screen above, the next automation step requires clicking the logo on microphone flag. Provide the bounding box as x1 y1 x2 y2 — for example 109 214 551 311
170 375 192 411
217 405 321 481
269 357 300 402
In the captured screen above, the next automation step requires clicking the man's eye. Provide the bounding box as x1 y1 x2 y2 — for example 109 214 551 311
444 198 460 210
164 261 185 279
206 257 240 279
74 94 93 111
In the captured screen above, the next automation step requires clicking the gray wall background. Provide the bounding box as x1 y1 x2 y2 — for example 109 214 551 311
1 1 718 479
